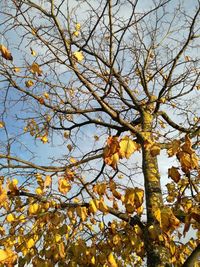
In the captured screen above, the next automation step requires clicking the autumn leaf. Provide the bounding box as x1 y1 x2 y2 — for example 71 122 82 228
168 166 181 183
0 121 4 128
119 136 139 159
30 47 37 56
89 199 98 214
0 44 13 60
73 51 84 61
108 252 118 267
43 92 49 99
150 145 161 157
13 67 21 73
6 213 15 223
44 175 52 188
73 31 79 37
76 206 88 221
134 188 144 208
58 178 71 194
28 203 39 215
98 198 108 213
167 140 181 157
30 62 43 76
75 23 81 31
27 238 35 249
41 134 48 143
25 80 34 88
0 249 17 265
0 184 7 207
103 136 120 169
154 207 180 233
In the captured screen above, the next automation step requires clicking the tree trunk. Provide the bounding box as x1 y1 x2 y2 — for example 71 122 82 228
142 110 171 267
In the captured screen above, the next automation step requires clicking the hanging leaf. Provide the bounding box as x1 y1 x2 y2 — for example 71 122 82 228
30 47 37 56
0 249 17 265
167 140 181 157
108 252 118 267
168 166 181 183
150 144 161 157
0 121 4 128
44 175 52 188
73 51 84 61
25 80 34 88
0 44 13 60
30 62 43 76
58 178 71 194
119 136 139 159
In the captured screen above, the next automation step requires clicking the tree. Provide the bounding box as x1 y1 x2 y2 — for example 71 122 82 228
0 0 199 266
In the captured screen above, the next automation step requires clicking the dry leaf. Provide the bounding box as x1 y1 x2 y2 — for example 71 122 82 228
0 44 13 60
30 62 43 76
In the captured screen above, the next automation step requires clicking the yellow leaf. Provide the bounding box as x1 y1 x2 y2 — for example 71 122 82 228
98 198 108 214
134 188 144 208
58 242 65 258
69 157 77 163
6 213 15 223
43 92 49 99
154 207 180 233
27 238 35 249
167 140 181 157
41 135 48 143
58 178 71 194
28 203 39 215
13 67 21 73
91 256 95 265
25 80 34 88
0 121 4 128
55 234 61 242
44 175 52 188
0 249 17 265
75 23 81 31
168 166 181 183
119 136 139 159
177 151 198 173
108 252 118 267
30 62 43 76
76 206 87 221
89 199 98 214
99 221 104 230
0 185 7 207
159 97 166 103
73 51 84 61
0 44 13 60
35 187 43 195
73 31 79 37
30 47 37 56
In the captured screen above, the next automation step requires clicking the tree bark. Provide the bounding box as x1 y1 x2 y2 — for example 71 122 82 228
142 110 171 267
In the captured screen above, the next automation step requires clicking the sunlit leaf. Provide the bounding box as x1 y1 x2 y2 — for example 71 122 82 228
108 252 118 267
0 44 13 60
30 62 43 76
25 80 34 88
73 51 84 61
58 178 71 194
119 136 139 159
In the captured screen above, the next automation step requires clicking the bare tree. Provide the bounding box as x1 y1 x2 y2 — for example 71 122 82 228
0 0 199 266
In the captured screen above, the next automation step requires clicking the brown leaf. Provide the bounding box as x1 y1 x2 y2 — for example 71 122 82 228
0 44 13 60
168 166 181 183
30 62 43 76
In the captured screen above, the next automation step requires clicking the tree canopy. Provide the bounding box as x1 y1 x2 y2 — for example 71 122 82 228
0 0 200 266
